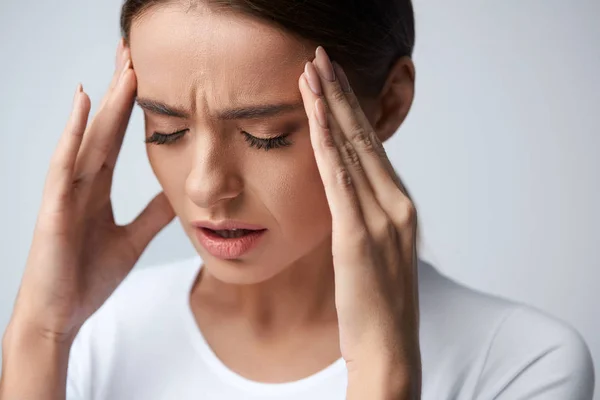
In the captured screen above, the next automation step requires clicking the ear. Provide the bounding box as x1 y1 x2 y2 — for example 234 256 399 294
373 57 416 142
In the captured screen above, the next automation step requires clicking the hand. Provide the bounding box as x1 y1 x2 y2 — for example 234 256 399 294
7 39 175 342
298 47 421 398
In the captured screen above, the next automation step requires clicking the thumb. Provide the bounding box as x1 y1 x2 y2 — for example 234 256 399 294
126 192 176 257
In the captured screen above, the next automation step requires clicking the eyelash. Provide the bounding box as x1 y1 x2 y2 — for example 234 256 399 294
144 130 292 151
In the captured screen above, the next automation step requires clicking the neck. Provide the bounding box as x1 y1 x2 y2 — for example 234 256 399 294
192 235 337 333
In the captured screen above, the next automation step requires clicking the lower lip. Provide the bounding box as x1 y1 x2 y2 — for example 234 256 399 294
194 228 267 259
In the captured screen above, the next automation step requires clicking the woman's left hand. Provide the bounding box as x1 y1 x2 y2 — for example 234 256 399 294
298 46 421 399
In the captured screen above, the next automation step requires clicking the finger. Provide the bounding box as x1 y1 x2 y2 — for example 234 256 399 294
81 41 128 170
299 74 365 240
115 37 125 69
101 43 135 171
125 192 176 258
312 48 420 275
314 48 416 234
44 84 91 209
303 61 389 235
105 58 137 171
98 38 127 112
324 70 418 238
73 57 134 180
313 47 409 203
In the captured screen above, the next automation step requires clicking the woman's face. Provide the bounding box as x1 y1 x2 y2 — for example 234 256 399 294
129 3 364 284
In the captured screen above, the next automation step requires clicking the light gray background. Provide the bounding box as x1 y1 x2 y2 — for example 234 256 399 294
0 0 598 395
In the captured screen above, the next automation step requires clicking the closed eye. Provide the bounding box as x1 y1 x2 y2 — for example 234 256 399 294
145 129 293 151
144 129 188 145
241 131 292 151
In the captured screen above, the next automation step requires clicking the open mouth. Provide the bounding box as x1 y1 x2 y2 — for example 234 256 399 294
202 228 265 239
195 226 268 259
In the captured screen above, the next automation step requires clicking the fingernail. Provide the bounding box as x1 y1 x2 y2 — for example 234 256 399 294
332 62 351 93
304 61 322 95
314 46 335 82
72 83 82 107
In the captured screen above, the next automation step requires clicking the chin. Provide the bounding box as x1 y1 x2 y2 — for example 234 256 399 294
189 238 288 285
200 257 288 285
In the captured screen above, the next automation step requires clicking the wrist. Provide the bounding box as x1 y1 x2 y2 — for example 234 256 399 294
3 315 78 351
1 317 74 400
346 356 421 400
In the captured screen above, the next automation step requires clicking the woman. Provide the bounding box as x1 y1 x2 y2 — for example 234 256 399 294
0 0 594 399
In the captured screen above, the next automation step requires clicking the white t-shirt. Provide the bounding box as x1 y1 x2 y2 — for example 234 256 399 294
66 255 595 399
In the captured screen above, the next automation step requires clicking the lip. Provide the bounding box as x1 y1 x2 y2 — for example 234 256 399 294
194 227 267 259
191 220 267 259
192 220 266 231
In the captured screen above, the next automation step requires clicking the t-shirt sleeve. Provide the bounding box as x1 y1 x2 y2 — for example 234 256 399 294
65 320 93 400
474 306 595 400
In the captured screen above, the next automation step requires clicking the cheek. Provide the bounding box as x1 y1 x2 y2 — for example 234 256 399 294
146 129 333 245
147 145 189 213
256 132 332 240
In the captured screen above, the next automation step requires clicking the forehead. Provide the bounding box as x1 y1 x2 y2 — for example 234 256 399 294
129 3 312 111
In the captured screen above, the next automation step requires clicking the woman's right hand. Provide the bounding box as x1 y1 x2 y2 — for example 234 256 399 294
7 39 176 343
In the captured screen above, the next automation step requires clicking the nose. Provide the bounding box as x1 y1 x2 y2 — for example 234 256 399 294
185 139 243 209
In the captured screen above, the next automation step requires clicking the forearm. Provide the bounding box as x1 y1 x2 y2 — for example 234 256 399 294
0 319 73 400
346 355 421 400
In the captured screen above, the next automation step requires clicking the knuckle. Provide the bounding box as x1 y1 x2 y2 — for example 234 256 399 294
349 127 377 154
406 200 418 221
334 167 353 189
71 175 87 191
347 118 364 137
397 198 418 226
374 217 397 241
340 140 362 171
330 86 348 104
346 93 361 110
374 138 387 157
321 129 336 149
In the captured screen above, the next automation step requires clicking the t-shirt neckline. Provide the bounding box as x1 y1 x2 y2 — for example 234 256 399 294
178 254 347 395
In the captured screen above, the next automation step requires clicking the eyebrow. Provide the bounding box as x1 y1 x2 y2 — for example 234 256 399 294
135 97 304 120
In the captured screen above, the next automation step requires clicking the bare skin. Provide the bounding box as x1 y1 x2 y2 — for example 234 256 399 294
0 40 175 400
132 6 418 390
1 3 418 399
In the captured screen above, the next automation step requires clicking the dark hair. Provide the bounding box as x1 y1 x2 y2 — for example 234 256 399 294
120 0 415 98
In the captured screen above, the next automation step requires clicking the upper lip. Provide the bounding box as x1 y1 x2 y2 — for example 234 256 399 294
192 220 266 231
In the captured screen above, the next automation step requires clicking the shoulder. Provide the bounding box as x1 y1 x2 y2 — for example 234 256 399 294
417 259 595 399
475 305 595 398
